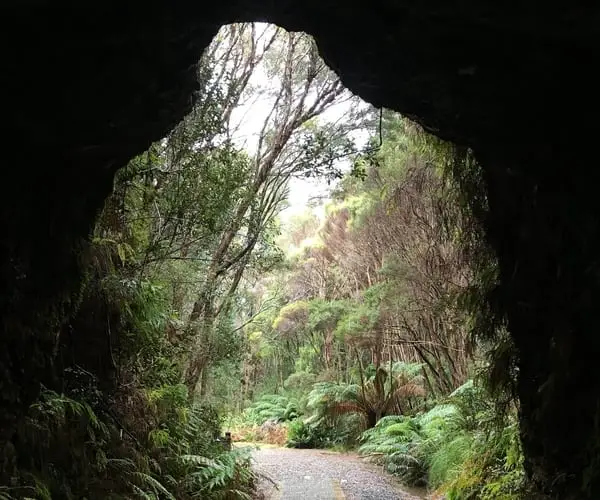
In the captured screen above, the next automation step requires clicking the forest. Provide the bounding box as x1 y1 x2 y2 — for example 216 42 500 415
4 23 524 499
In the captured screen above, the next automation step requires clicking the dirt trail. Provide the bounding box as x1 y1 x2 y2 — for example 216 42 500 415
251 446 427 500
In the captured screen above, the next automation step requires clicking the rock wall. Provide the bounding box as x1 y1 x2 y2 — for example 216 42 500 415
1 1 600 496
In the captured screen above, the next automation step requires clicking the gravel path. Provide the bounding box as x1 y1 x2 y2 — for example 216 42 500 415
251 446 426 500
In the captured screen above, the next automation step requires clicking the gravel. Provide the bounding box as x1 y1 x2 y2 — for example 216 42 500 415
251 446 426 500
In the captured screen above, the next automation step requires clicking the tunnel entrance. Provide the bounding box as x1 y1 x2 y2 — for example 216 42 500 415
2 3 600 498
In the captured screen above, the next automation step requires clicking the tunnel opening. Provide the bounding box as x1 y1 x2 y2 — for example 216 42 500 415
62 22 510 498
1 3 600 499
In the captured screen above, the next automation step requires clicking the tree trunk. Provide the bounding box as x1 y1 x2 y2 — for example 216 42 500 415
366 410 378 429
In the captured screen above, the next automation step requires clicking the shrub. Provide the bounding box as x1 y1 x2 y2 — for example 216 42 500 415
244 394 300 425
444 421 525 499
358 380 526 497
286 413 362 449
286 420 326 448
7 385 258 500
359 415 428 486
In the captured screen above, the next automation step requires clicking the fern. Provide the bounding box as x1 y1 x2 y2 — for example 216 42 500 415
245 394 300 424
132 472 176 500
179 449 257 499
0 490 15 500
428 433 474 487
180 454 220 467
358 379 525 496
306 364 425 430
359 413 427 485
149 429 172 448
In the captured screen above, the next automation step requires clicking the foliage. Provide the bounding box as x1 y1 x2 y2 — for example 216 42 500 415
286 415 363 449
9 23 345 498
286 419 325 449
8 384 257 500
230 103 525 499
244 394 301 424
241 112 476 417
358 380 525 496
306 362 426 429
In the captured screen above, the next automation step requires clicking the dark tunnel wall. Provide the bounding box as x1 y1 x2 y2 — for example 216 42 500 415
1 1 600 497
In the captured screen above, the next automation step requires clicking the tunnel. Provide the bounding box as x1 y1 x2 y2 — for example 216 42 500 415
1 1 600 497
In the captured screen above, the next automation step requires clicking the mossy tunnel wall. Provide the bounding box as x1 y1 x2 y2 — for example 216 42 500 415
1 1 600 497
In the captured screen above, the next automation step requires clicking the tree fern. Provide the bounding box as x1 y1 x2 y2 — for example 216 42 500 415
307 363 425 429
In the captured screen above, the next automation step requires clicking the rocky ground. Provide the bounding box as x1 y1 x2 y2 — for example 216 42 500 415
251 446 427 500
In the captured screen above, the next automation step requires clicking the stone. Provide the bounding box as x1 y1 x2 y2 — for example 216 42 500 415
0 1 599 497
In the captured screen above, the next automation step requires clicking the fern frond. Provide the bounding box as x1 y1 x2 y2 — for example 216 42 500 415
179 454 219 467
131 484 157 500
132 472 176 500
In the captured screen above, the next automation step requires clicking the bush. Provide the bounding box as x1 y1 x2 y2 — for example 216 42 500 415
359 415 428 486
284 371 317 393
7 385 257 500
286 413 362 449
358 380 526 497
444 421 525 499
244 394 301 424
286 420 326 448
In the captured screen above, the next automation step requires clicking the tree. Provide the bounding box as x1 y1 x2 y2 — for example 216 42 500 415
183 24 363 396
308 362 426 429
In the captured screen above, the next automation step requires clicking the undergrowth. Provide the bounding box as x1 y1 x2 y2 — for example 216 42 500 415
7 383 257 499
358 380 525 498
